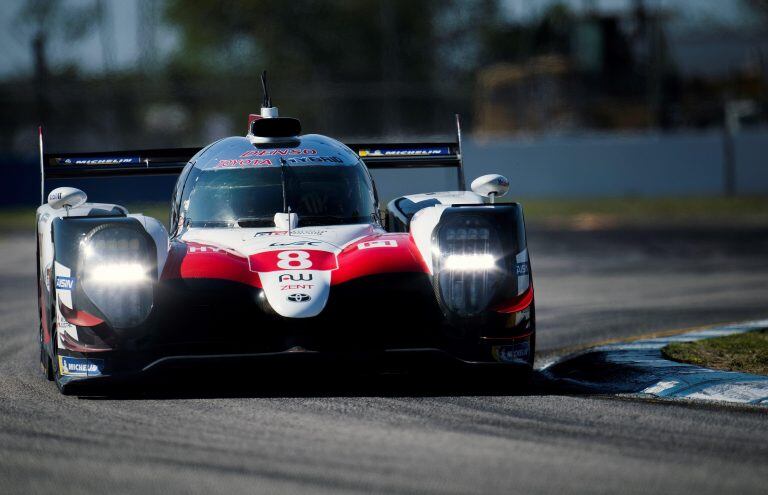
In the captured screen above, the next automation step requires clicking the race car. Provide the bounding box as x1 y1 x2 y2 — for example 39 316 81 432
36 76 534 394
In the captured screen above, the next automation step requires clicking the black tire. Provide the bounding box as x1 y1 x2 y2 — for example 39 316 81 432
39 324 54 382
50 328 72 394
37 235 54 382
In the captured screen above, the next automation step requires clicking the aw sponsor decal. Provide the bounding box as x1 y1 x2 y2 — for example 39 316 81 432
58 356 104 377
241 149 317 157
278 273 313 282
279 272 314 290
357 239 397 250
249 250 337 272
55 276 75 290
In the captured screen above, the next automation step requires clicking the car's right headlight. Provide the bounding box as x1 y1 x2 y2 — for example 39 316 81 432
432 215 506 318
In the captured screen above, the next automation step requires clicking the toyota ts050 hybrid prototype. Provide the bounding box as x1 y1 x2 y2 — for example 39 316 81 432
36 76 534 394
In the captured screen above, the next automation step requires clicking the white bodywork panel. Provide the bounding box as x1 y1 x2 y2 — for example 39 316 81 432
399 190 484 205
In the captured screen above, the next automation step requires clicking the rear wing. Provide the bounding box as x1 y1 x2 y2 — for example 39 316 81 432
42 147 202 179
40 115 466 199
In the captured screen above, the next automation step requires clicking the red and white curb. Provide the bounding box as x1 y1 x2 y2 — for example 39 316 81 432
542 320 768 406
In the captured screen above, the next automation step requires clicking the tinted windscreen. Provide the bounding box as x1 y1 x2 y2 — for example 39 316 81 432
182 165 377 227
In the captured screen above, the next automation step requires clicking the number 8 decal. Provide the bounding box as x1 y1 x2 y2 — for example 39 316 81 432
276 250 312 269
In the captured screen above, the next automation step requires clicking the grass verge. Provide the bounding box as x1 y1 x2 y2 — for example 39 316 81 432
661 329 768 376
519 196 768 229
0 203 170 234
2 196 767 233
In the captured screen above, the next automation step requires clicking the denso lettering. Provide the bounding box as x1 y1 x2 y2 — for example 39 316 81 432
240 149 317 157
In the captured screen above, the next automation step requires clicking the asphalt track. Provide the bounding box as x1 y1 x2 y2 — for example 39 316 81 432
1 225 767 494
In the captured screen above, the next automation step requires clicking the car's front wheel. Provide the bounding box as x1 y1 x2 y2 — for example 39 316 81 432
39 322 54 381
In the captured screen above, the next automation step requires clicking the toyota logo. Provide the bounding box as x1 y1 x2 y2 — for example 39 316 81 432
287 293 311 303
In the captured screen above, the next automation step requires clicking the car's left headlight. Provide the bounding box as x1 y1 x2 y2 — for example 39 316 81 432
81 224 156 328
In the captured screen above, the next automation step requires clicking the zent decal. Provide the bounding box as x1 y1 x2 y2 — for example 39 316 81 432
281 284 314 291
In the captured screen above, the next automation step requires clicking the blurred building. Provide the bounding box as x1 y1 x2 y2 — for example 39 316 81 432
473 4 768 136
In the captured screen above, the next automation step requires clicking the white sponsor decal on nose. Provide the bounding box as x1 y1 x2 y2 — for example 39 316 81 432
357 240 397 250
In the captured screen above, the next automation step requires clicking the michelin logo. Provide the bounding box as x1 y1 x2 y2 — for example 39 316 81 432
492 342 530 364
59 356 103 377
55 276 75 290
63 157 140 165
358 147 450 157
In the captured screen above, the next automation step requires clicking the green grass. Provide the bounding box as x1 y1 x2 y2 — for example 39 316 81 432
518 196 768 227
661 329 768 376
0 203 171 234
0 208 36 232
2 196 767 233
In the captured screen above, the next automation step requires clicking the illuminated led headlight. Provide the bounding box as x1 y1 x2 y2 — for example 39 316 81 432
87 263 148 284
444 254 496 271
81 225 155 328
433 216 505 318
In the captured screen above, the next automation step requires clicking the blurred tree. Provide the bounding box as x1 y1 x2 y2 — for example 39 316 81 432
15 0 102 124
474 2 576 66
743 0 768 24
165 0 444 83
163 0 506 134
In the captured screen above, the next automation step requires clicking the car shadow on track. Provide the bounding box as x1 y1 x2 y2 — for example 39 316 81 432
74 360 560 400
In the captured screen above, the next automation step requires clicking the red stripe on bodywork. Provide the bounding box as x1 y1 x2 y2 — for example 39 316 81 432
60 331 112 352
162 241 262 288
165 235 429 288
332 234 429 285
491 287 534 314
59 301 104 327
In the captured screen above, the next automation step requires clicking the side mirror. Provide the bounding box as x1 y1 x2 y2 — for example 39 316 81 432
470 174 510 203
47 187 87 210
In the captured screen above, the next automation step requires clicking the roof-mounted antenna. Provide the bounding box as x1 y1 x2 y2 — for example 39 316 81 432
260 70 278 118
